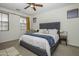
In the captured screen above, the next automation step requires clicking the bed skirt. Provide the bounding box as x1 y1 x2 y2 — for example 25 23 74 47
20 40 59 56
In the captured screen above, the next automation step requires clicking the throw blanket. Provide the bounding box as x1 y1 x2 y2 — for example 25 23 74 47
25 33 55 47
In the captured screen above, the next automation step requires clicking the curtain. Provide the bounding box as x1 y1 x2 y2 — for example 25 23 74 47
26 17 30 32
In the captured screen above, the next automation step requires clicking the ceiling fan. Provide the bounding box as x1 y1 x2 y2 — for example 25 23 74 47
24 3 43 11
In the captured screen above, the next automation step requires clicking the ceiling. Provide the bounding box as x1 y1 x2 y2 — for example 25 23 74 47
0 3 75 15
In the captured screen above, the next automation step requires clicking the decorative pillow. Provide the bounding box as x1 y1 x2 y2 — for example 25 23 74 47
48 29 58 34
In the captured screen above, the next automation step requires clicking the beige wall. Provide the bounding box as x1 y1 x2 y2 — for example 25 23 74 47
34 4 79 47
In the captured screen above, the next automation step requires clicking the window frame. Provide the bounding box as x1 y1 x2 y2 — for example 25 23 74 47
20 17 26 31
0 12 9 31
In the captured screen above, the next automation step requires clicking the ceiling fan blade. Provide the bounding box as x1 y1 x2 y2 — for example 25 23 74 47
24 5 30 9
32 7 36 11
34 4 43 7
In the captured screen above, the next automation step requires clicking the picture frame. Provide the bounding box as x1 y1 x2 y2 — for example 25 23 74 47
33 17 37 23
67 8 79 19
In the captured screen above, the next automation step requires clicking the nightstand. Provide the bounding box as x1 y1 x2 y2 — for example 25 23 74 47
60 31 67 45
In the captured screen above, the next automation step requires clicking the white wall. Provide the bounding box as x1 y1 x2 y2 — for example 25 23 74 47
0 7 27 17
31 18 39 30
0 7 32 43
0 14 20 43
34 4 79 47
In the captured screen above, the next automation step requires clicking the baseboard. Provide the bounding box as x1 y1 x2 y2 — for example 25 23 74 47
68 43 79 48
0 39 19 44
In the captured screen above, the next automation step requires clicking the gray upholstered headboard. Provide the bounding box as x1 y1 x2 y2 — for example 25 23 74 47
40 22 60 36
40 22 60 30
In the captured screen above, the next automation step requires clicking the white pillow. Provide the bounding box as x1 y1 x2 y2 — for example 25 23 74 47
39 29 48 34
39 29 44 33
43 29 48 34
48 29 58 35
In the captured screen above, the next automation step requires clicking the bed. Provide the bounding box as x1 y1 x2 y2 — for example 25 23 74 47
19 22 60 56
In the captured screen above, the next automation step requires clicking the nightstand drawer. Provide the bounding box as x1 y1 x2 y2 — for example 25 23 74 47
60 35 67 39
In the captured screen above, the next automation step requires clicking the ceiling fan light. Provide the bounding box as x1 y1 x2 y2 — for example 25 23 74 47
30 5 33 8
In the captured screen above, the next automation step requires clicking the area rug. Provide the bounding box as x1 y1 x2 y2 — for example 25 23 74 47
0 47 21 56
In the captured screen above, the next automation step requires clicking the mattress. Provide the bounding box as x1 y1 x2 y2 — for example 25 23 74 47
19 33 59 56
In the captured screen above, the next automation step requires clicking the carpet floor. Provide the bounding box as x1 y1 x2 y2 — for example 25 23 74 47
0 40 79 56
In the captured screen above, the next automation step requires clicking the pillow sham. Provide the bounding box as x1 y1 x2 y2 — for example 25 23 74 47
48 29 58 35
39 29 44 33
43 29 48 34
39 29 48 34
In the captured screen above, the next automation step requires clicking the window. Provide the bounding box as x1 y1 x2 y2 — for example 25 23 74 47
0 13 9 31
20 17 26 31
